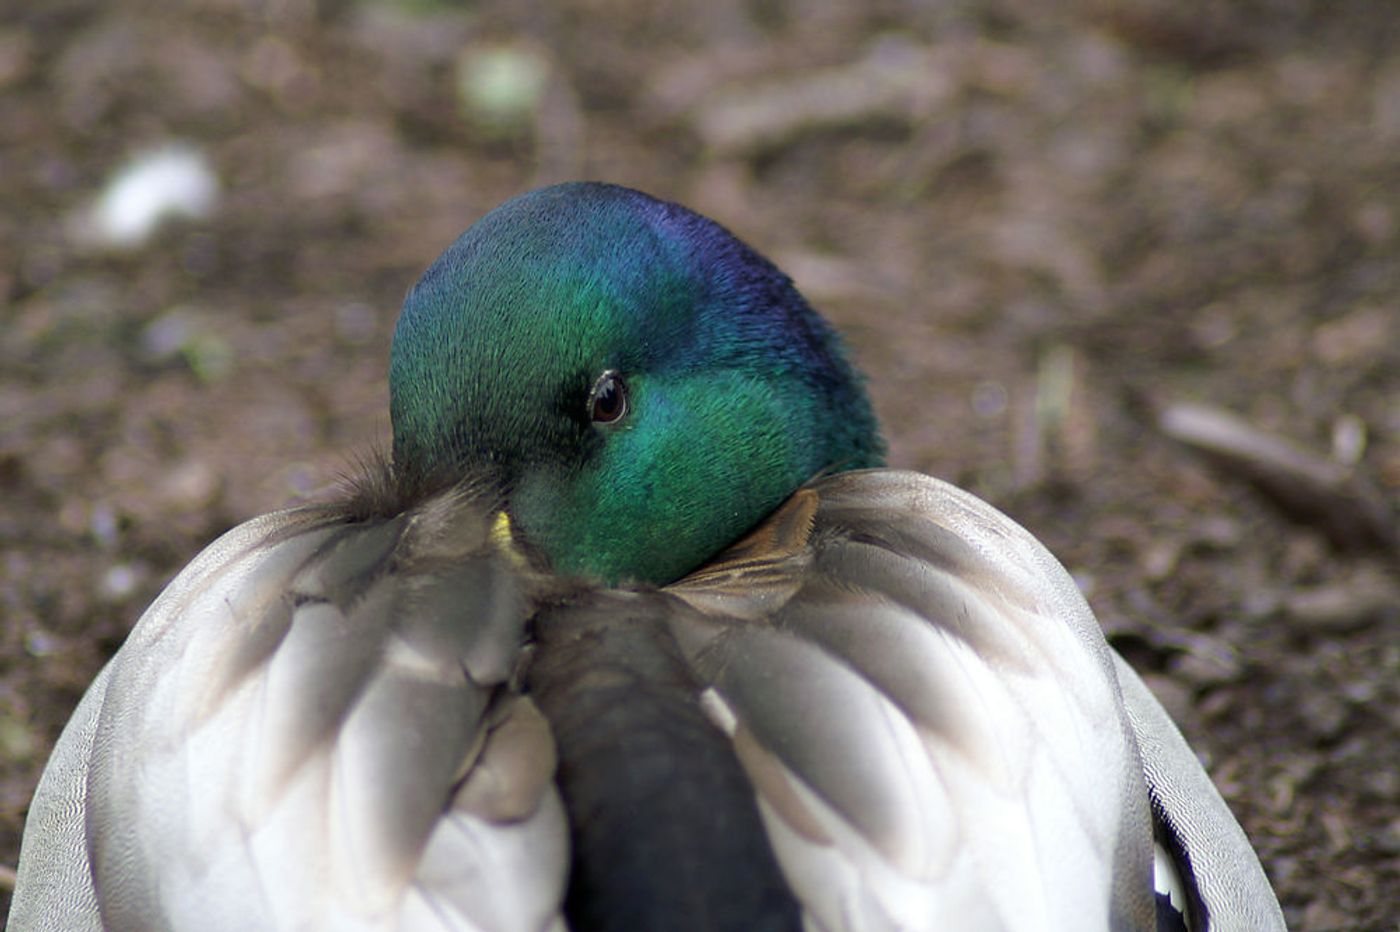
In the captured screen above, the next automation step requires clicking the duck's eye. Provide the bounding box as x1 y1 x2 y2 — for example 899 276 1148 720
589 370 629 424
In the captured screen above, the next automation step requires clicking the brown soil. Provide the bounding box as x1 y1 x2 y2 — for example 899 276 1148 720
2 1 1398 928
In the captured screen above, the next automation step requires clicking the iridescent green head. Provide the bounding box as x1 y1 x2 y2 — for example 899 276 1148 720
390 182 884 585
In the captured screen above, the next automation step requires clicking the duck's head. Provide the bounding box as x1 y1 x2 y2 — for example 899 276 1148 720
389 182 884 585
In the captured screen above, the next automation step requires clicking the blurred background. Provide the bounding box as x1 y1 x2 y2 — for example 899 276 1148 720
2 0 1399 927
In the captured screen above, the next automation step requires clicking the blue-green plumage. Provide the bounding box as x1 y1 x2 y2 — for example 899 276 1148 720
390 182 884 584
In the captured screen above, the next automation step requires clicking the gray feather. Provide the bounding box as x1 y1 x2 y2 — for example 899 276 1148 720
1114 655 1287 930
11 494 568 932
671 470 1178 930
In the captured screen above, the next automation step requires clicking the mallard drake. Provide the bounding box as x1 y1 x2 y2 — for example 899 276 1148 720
10 183 1284 931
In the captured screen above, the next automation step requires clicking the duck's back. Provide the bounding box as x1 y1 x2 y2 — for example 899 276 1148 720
640 470 1156 930
10 471 1283 931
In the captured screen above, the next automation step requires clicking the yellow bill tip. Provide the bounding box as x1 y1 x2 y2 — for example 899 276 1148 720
490 509 530 570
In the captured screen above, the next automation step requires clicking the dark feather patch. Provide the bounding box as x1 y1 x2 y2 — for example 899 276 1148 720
528 590 803 932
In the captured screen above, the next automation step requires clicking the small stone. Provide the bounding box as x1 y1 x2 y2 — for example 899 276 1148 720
100 563 143 601
141 308 235 382
1170 643 1242 687
1376 818 1400 854
1300 897 1350 930
163 460 218 511
1297 690 1350 740
90 502 119 549
456 43 550 136
1330 413 1367 465
0 716 37 762
0 28 33 90
1142 538 1181 581
1286 565 1398 631
1365 770 1399 804
142 307 197 362
335 302 377 345
24 629 60 658
970 380 1008 419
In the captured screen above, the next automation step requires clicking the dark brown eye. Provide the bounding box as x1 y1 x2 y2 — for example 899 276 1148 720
589 370 628 424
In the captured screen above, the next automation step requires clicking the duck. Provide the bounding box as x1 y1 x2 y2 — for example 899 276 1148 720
8 182 1284 932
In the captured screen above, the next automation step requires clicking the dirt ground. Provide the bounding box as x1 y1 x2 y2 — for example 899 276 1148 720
2 0 1399 927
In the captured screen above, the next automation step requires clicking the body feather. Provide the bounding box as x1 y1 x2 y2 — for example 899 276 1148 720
11 471 1284 931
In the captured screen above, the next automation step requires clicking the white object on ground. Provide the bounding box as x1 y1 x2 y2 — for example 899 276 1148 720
79 144 219 249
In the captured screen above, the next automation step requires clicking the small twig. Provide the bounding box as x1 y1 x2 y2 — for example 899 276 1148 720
692 37 954 156
1156 400 1399 558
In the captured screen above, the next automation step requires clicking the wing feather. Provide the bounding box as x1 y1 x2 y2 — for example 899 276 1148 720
15 493 568 932
1114 655 1286 931
13 466 1284 932
670 470 1157 931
